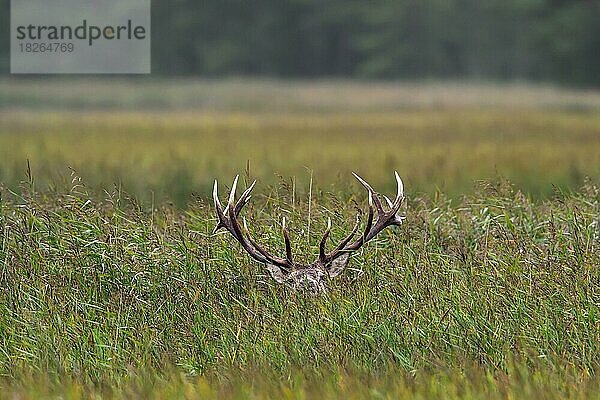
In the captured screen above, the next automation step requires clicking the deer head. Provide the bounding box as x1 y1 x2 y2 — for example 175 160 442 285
212 172 405 293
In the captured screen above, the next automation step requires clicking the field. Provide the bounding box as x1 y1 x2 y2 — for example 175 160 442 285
1 109 599 205
0 79 599 398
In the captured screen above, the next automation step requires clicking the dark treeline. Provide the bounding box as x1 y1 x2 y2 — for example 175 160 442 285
151 0 599 86
1 0 599 86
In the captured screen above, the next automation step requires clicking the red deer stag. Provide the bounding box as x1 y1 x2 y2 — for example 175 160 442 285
213 172 405 293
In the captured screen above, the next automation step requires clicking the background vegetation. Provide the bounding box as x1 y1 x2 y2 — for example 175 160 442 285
1 0 600 86
1 81 599 207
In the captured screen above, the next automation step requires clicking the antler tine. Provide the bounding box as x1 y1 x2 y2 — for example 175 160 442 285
336 213 361 249
234 179 257 215
391 171 404 212
282 217 294 264
213 177 291 267
318 217 332 263
352 172 384 215
362 197 375 241
213 177 247 231
220 175 239 217
228 175 239 208
319 171 403 265
322 213 360 264
212 180 228 234
383 194 393 209
213 179 222 212
329 195 374 254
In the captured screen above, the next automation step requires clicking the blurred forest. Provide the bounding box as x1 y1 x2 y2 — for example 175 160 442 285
1 0 599 86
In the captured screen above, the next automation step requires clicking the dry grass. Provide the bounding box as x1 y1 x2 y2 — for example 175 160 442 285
2 78 600 111
0 109 598 205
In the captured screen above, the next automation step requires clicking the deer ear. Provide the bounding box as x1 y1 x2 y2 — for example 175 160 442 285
265 264 288 283
327 253 350 278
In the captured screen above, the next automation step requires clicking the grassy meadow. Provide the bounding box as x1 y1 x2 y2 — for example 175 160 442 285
0 79 599 398
1 109 599 206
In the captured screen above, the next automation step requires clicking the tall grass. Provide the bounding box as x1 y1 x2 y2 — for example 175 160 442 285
0 174 597 397
3 364 599 399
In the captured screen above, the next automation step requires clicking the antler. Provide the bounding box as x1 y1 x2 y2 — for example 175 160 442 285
214 172 404 275
318 171 404 266
213 175 294 269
